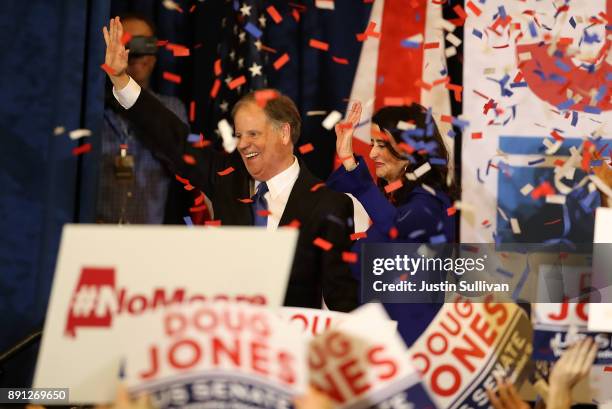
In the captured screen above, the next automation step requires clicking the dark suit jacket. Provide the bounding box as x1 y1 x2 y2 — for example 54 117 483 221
116 89 359 311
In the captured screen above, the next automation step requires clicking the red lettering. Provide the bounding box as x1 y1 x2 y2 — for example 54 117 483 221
312 374 345 403
452 334 485 373
427 332 449 355
483 297 508 326
250 313 271 337
326 332 351 358
454 297 473 318
548 300 569 321
168 339 201 370
250 341 269 376
127 294 148 314
277 351 296 385
412 352 430 375
430 364 461 397
151 288 185 308
339 358 370 396
440 311 461 335
308 343 327 370
290 314 309 332
367 346 398 380
212 337 241 366
139 345 159 380
164 312 187 337
193 308 218 331
470 313 497 346
576 302 588 321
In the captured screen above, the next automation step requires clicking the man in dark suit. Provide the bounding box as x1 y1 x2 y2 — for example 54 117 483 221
102 17 358 311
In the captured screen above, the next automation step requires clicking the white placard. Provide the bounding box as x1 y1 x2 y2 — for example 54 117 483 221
33 225 298 403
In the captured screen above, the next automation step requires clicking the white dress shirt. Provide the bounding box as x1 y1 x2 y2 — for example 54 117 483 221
255 157 300 231
112 76 301 231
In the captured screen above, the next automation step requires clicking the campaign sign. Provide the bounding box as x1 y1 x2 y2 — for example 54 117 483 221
279 307 397 339
409 295 532 409
309 303 437 409
33 225 298 403
124 302 308 409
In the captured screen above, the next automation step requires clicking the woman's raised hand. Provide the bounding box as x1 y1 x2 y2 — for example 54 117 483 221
335 101 362 170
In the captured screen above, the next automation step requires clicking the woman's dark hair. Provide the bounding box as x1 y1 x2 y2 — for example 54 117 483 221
371 104 458 204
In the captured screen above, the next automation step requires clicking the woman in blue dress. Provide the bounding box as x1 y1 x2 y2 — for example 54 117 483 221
327 101 457 346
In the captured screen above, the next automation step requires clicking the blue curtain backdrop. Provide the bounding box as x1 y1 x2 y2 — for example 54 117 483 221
0 0 108 386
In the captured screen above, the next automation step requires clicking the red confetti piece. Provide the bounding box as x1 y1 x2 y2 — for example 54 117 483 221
189 4 196 13
481 219 490 226
163 71 182 84
309 39 329 51
273 53 290 70
384 180 403 193
424 42 440 49
350 232 367 240
440 114 453 123
217 167 235 176
356 21 381 41
471 132 483 139
551 130 565 141
453 4 467 20
267 5 283 23
531 182 555 199
166 43 190 57
292 8 300 22
214 59 222 76
238 198 254 204
313 237 333 251
310 182 325 192
544 218 562 225
194 192 205 206
189 101 195 122
298 143 314 154
100 64 115 76
466 1 482 16
254 89 279 108
184 184 195 191
447 207 457 216
228 75 246 90
183 154 196 165
157 40 169 47
342 252 358 263
120 32 132 45
190 204 207 212
603 366 612 372
210 79 221 98
257 209 272 217
286 219 301 229
331 56 349 64
446 83 463 102
554 159 565 167
205 220 222 226
398 142 415 154
72 143 92 156
389 227 398 239
175 174 190 184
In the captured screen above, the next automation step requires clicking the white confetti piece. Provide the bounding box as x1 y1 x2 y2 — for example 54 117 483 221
518 51 532 61
69 129 92 140
453 200 475 213
445 46 457 58
406 33 424 43
322 110 342 130
520 184 534 196
543 138 563 155
315 0 334 10
53 126 65 136
510 218 522 234
546 194 567 205
445 32 462 47
306 111 327 116
437 19 456 33
405 172 417 181
421 183 436 196
483 67 496 75
397 120 415 131
218 119 236 153
498 207 509 222
414 162 432 178
162 0 181 11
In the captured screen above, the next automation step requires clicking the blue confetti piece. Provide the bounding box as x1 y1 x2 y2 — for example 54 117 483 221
244 22 262 39
528 158 546 166
554 59 571 72
569 16 576 28
233 0 239 11
429 157 447 165
472 29 483 39
401 40 421 48
591 160 603 167
606 72 612 81
451 117 470 129
499 74 510 88
447 128 456 138
571 111 578 126
409 229 426 239
557 99 575 110
430 234 447 244
440 67 448 76
549 73 568 84
426 107 433 125
187 133 201 142
183 216 194 226
477 168 484 183
511 258 530 301
498 6 507 19
529 21 538 38
496 267 514 278
584 31 601 44
584 105 602 114
415 11 421 22
510 82 528 88
595 85 607 102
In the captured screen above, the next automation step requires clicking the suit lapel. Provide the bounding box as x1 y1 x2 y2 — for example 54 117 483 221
279 161 321 227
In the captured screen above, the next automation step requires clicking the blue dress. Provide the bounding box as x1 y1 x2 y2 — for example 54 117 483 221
327 156 456 346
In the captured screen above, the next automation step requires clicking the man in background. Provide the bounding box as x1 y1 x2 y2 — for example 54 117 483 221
97 12 193 224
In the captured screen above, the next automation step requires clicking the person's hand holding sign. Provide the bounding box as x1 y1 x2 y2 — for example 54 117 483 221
486 377 530 409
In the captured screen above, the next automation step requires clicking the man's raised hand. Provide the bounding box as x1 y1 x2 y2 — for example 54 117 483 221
102 16 130 89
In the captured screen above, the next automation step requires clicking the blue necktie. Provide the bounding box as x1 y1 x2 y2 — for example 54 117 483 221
251 182 269 227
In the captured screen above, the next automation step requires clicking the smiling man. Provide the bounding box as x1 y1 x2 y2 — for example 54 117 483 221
101 17 358 311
